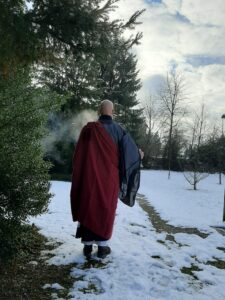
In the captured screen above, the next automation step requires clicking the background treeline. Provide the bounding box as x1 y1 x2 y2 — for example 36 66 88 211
140 73 225 184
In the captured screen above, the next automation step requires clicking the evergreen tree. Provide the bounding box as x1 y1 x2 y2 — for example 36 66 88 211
0 0 38 74
193 135 225 173
34 3 145 174
0 69 64 259
98 39 144 140
1 0 144 74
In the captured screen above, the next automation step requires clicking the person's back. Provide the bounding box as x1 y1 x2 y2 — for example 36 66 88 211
98 114 125 146
70 100 141 259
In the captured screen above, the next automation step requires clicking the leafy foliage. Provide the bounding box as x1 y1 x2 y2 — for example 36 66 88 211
0 69 64 259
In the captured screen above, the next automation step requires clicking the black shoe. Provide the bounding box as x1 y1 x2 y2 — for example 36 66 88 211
83 245 93 259
97 246 111 259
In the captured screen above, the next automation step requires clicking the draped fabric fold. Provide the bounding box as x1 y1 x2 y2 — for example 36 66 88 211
119 132 141 207
70 122 119 240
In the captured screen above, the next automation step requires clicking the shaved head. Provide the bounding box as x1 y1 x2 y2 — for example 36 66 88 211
99 100 114 116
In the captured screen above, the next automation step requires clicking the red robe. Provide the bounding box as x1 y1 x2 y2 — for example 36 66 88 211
70 121 119 239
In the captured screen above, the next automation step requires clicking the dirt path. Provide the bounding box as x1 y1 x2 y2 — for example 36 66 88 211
137 193 225 273
137 193 209 238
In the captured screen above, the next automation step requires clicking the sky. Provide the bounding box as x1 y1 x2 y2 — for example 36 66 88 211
111 0 225 124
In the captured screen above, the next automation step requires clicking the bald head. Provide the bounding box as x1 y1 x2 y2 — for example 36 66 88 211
99 100 114 117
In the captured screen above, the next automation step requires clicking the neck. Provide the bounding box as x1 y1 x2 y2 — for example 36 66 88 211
101 114 112 118
99 114 113 120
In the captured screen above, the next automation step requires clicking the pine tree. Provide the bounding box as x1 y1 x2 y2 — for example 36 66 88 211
0 0 38 74
35 2 145 174
98 39 144 140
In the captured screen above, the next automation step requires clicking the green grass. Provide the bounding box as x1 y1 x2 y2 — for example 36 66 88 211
180 265 203 280
0 225 74 300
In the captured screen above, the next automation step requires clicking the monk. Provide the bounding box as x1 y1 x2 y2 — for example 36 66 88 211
70 100 143 259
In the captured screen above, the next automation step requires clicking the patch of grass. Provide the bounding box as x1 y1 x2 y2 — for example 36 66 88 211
78 276 105 295
130 223 147 229
206 258 225 269
151 255 161 259
217 247 225 253
157 239 165 244
213 227 225 236
81 259 108 270
180 265 202 280
165 234 176 243
79 283 99 294
165 234 185 247
0 225 74 300
131 231 141 236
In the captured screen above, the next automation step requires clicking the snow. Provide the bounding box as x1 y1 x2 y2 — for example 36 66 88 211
139 170 225 231
30 171 225 300
43 283 64 290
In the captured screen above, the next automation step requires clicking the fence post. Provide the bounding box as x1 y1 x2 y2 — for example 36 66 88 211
223 189 225 222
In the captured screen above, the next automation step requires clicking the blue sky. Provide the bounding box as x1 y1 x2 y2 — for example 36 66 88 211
145 0 162 4
186 55 225 67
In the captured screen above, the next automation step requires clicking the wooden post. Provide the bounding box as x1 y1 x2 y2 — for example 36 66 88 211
223 189 225 222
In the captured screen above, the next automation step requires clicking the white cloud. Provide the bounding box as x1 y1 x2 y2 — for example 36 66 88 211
111 0 225 120
180 0 225 27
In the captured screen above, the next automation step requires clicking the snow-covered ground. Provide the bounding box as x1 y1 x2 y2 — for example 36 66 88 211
140 170 225 231
30 171 225 300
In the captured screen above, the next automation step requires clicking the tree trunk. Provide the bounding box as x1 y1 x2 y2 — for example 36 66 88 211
194 172 197 190
223 189 225 222
167 114 174 180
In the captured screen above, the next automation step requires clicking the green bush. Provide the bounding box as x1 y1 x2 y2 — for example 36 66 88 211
0 69 64 260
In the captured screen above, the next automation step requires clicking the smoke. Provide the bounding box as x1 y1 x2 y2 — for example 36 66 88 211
71 110 98 142
42 110 97 162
